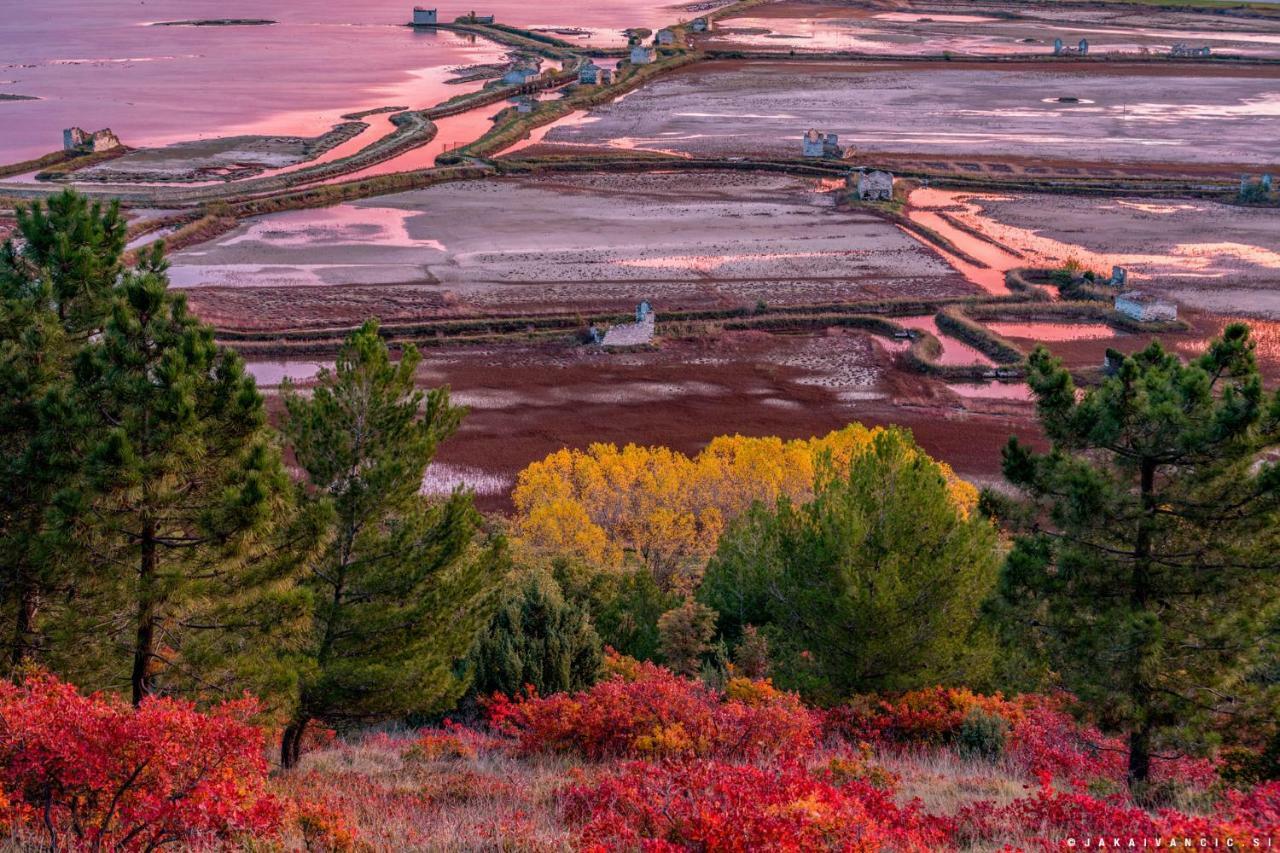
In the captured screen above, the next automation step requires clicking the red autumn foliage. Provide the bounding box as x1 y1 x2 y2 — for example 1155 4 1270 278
562 758 953 852
829 686 1217 788
955 782 1280 851
487 655 821 761
0 673 282 851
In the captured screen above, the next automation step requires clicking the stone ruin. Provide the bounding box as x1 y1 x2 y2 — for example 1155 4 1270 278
412 7 438 25
1170 43 1211 58
802 129 843 159
63 127 122 154
602 301 656 347
854 169 894 201
1053 38 1089 56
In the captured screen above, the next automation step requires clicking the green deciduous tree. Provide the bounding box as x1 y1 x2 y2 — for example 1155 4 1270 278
279 320 502 768
991 329 1280 791
467 570 602 698
700 427 999 702
57 264 315 707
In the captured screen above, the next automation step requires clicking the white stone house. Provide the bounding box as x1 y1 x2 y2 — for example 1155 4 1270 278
63 127 122 154
802 129 842 158
412 7 438 25
630 45 656 65
856 170 894 201
656 28 676 46
1115 292 1177 323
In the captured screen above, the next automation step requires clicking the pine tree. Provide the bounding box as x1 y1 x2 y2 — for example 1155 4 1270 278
992 328 1280 792
279 320 502 768
0 191 126 670
56 263 314 707
700 428 999 701
468 571 602 698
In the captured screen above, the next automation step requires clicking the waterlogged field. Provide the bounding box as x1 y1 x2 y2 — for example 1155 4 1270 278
0 0 691 163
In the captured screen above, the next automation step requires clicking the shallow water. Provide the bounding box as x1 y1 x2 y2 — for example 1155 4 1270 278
0 0 685 163
897 316 996 367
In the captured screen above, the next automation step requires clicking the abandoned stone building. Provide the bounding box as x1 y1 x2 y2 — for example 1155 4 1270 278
411 7 437 25
513 96 535 113
1109 266 1127 287
502 65 538 85
1115 291 1177 323
579 62 603 85
63 127 122 154
690 17 711 33
852 170 894 201
1053 38 1089 56
466 12 495 24
630 44 656 65
602 302 657 347
1170 43 1211 58
657 28 677 45
802 129 842 158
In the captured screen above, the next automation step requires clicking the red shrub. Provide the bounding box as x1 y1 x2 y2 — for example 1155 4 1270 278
0 674 282 851
563 758 952 852
487 655 820 761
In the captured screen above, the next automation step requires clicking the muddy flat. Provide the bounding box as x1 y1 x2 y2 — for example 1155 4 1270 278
540 61 1280 170
170 172 972 331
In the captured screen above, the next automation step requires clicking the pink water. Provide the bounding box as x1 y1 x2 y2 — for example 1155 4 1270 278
0 0 685 163
897 316 996 367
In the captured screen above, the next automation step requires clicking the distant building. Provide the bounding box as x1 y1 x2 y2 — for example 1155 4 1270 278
690 17 711 33
502 66 538 85
1102 348 1124 376
1053 37 1089 56
656 28 677 45
802 129 842 158
467 11 495 24
1115 291 1177 323
1170 43 1211 58
513 96 535 113
630 45 656 65
579 62 603 85
601 67 614 85
1109 266 1127 287
412 7 438 25
63 127 121 154
855 170 894 201
602 302 657 347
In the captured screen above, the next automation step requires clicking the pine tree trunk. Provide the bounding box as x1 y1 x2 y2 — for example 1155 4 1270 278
131 520 158 706
1127 459 1158 788
9 576 39 671
280 714 310 770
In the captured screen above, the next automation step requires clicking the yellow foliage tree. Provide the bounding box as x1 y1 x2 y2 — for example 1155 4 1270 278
512 425 976 588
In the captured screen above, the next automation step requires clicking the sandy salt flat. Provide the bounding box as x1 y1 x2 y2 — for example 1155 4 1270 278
541 61 1280 167
940 192 1280 316
704 0 1280 57
171 171 971 330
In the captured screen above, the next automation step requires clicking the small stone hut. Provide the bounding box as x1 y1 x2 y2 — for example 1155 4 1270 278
855 170 894 201
802 129 842 158
1115 292 1177 323
412 7 438 25
630 45 656 65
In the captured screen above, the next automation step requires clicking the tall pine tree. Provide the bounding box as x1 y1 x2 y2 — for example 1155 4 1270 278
57 260 317 706
0 191 126 669
279 320 502 768
992 327 1280 792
